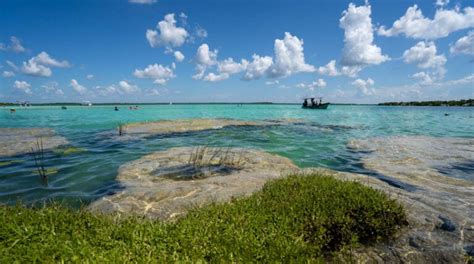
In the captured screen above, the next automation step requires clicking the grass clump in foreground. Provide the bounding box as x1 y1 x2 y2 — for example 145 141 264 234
0 173 406 262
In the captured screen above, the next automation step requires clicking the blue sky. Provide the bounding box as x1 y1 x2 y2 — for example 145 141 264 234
1 0 473 103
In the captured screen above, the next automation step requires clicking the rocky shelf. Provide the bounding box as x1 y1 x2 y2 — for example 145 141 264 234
0 128 69 157
89 147 298 220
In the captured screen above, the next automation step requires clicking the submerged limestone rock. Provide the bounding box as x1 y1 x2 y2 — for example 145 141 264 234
115 119 260 139
108 118 307 140
346 135 474 263
0 128 69 157
348 135 474 183
89 147 297 220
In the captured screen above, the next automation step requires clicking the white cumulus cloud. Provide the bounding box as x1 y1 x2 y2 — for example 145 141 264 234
450 31 474 55
312 78 327 88
203 73 230 82
412 71 434 85
403 41 447 69
195 26 208 38
2 71 14 78
378 5 474 39
146 13 189 48
436 0 450 7
34 52 70 67
147 88 160 96
42 81 64 95
340 3 389 76
269 32 315 78
192 44 218 79
0 36 26 53
265 80 279 85
217 58 248 75
70 79 87 95
193 32 314 82
403 41 446 82
118 80 139 93
22 61 52 77
195 44 217 66
203 57 250 82
22 52 70 77
352 78 375 96
173 51 185 62
101 80 140 95
296 78 327 91
318 60 339 76
133 63 175 85
14 80 32 94
243 54 273 80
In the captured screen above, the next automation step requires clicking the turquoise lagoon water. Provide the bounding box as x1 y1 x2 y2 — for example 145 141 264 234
0 104 473 206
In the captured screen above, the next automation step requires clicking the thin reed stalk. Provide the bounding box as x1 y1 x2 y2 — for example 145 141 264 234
31 138 48 186
118 123 126 136
188 146 245 169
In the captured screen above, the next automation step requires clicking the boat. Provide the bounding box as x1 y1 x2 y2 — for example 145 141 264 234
61 106 67 110
302 97 329 109
81 101 92 106
18 101 30 107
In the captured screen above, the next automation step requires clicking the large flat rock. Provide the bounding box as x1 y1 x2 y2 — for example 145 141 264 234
89 147 298 220
107 118 306 140
345 135 474 263
124 119 260 134
0 128 69 157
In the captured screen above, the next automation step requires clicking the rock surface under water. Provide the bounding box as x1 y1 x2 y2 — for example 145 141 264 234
88 147 298 220
0 128 69 157
347 135 474 263
109 118 304 140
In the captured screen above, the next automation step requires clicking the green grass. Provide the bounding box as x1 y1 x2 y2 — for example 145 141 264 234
0 173 406 262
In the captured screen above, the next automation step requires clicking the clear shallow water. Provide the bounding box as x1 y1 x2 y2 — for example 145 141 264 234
0 104 473 206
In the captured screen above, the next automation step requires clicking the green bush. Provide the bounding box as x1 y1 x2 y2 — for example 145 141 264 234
0 173 406 262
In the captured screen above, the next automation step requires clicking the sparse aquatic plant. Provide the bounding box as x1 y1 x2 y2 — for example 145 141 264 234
188 146 207 168
118 123 126 136
176 146 247 180
187 146 245 169
31 138 48 186
218 147 244 167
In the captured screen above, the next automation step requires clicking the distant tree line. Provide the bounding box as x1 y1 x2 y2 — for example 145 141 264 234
379 99 473 107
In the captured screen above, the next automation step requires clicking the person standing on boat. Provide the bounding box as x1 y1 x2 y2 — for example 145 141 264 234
311 98 316 106
303 99 308 107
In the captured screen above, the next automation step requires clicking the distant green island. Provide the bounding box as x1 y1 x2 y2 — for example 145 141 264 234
379 99 473 107
0 103 16 106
